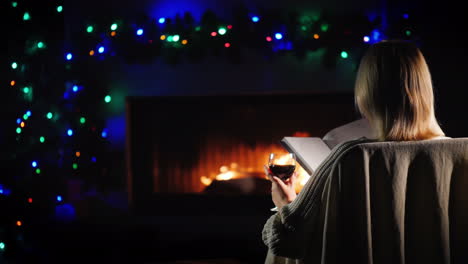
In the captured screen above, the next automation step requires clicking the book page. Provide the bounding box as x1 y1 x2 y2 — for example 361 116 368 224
280 137 331 176
322 118 373 149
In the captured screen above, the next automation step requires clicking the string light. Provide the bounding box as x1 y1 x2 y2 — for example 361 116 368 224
405 30 411 36
80 117 86 124
313 34 320 39
101 129 108 138
35 168 41 174
76 151 81 157
66 53 73 60
72 163 78 170
136 29 144 36
72 85 79 92
167 36 173 42
23 87 30 94
37 42 45 48
320 24 329 32
111 31 116 37
20 122 25 128
17 118 21 124
11 62 18 69
110 23 118 31
11 80 16 86
227 25 233 29
32 161 37 168
16 221 22 227
275 33 283 40
86 26 94 33
16 127 22 134
91 157 97 162
266 36 272 42
0 242 5 250
341 51 348 59
67 129 73 136
158 18 165 24
218 27 227 35
46 112 53 119
172 35 180 42
104 95 112 103
363 36 370 42
160 35 166 40
89 50 95 56
56 6 63 13
181 39 188 45
251 16 260 22
23 114 28 120
39 136 45 143
98 46 105 53
403 13 409 19
28 198 33 203
12 2 18 7
23 12 31 21
210 32 217 37
224 42 231 48
26 111 31 116
57 195 62 202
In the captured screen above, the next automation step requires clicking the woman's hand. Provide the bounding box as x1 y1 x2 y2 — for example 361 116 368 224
264 165 297 210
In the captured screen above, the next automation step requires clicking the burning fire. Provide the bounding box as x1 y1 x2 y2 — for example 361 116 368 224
200 155 311 192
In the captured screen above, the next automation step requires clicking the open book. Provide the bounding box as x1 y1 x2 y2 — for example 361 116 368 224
280 119 373 176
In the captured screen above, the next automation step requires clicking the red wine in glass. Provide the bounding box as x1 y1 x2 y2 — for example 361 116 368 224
269 164 296 180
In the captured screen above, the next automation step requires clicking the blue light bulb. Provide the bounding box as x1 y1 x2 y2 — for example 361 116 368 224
275 33 283 40
98 46 105 53
67 129 73 136
32 161 37 168
136 29 144 36
158 18 165 24
251 16 260 23
72 85 79 92
66 53 73 60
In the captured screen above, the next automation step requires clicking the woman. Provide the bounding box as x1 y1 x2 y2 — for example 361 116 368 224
262 40 446 263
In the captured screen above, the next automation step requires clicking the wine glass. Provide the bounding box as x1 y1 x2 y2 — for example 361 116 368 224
268 153 296 212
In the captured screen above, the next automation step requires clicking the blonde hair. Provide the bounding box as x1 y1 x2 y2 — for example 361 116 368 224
355 40 445 141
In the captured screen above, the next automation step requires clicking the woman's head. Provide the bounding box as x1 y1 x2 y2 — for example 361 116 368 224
355 40 444 141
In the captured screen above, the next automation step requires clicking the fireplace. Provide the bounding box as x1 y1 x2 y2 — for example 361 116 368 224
126 93 357 206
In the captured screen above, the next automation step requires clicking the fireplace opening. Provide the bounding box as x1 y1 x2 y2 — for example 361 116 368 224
127 94 357 205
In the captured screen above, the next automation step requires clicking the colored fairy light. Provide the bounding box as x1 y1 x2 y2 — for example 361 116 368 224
110 31 116 37
251 16 260 23
37 42 45 48
66 53 73 60
86 26 94 33
301 26 307 31
136 29 144 36
26 111 31 116
227 25 232 29
321 24 329 32
181 39 188 45
12 62 18 69
76 151 81 157
46 112 53 119
91 157 97 162
12 2 18 7
39 136 45 143
110 23 118 31
11 80 16 86
104 95 111 103
224 42 231 48
363 36 370 42
405 30 411 36
32 161 37 167
89 50 95 56
72 85 79 92
210 32 217 37
35 168 41 174
57 6 63 12
218 27 227 35
371 29 381 41
172 35 180 42
16 220 22 227
160 35 166 40
57 195 62 202
266 36 272 42
23 12 30 21
167 36 173 42
313 34 320 39
101 129 108 138
16 127 21 134
23 87 30 94
0 242 5 250
23 114 28 120
98 46 105 53
28 198 33 203
80 117 86 124
158 17 165 24
20 122 25 128
341 51 349 59
403 13 409 19
67 129 73 136
275 33 283 40
72 163 78 170
195 26 201 31
16 118 21 124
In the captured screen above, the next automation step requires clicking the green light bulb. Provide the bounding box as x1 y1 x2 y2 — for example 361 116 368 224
341 51 348 59
320 24 329 32
12 62 18 69
40 136 45 143
23 114 28 120
405 30 411 36
12 2 18 7
86 26 94 33
35 168 41 174
16 127 22 134
110 23 118 31
37 42 44 48
46 112 53 119
104 95 112 103
301 26 307 31
72 163 78 170
218 28 227 35
167 36 173 42
23 12 30 21
0 242 5 250
172 35 180 42
80 117 86 124
23 87 30 94
57 6 63 12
